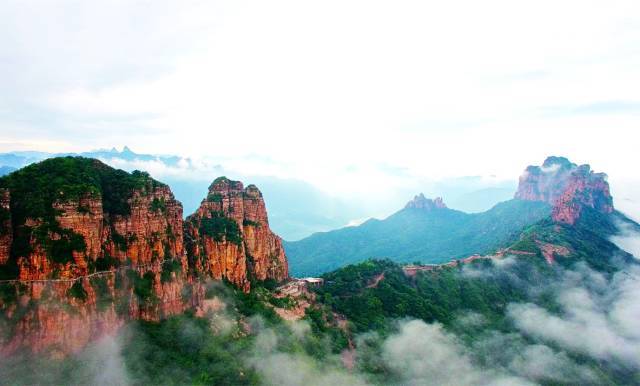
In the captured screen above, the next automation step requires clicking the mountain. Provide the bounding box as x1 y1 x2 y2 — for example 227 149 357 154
2 155 640 385
0 157 288 356
285 156 621 276
184 177 288 291
308 176 640 384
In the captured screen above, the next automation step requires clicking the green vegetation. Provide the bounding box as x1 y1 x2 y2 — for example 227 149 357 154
90 276 113 311
111 231 128 252
94 254 121 271
286 199 552 276
317 259 528 332
0 157 164 221
131 271 157 302
315 207 634 334
150 197 166 213
242 219 260 227
200 211 243 245
0 157 168 278
67 281 88 302
207 192 223 203
0 206 10 232
161 259 182 283
123 312 259 385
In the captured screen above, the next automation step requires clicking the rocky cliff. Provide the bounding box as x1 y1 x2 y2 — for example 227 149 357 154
0 189 11 265
0 158 287 356
515 156 613 224
185 177 288 291
404 194 447 210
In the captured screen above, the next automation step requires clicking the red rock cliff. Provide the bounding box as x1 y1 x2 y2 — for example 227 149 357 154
0 188 11 265
185 177 288 292
0 160 288 357
515 156 613 224
0 165 198 357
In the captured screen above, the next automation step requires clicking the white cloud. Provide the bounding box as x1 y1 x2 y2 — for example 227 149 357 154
611 219 640 258
381 320 534 386
507 265 640 368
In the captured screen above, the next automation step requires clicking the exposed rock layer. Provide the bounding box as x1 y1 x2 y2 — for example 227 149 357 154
0 160 287 356
515 156 613 224
185 177 288 291
0 189 11 265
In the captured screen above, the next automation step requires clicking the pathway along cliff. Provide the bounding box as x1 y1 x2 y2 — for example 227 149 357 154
0 157 289 356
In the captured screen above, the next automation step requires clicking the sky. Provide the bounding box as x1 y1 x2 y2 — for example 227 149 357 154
1 0 639 217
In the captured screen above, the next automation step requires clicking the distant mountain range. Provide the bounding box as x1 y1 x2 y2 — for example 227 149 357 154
0 148 518 240
285 197 551 276
285 156 630 276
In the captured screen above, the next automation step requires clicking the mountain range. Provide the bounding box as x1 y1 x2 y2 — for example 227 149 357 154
1 154 639 385
285 156 630 276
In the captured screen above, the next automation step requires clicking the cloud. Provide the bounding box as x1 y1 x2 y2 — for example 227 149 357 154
77 335 131 386
248 320 370 386
507 344 597 383
380 320 533 386
0 333 130 385
507 264 640 368
610 220 640 258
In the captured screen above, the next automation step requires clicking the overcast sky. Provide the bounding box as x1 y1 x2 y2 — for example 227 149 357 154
1 0 639 213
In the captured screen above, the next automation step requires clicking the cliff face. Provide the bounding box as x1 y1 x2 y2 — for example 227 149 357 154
515 156 613 224
0 158 197 357
405 194 447 210
0 159 287 357
185 177 288 291
0 188 11 265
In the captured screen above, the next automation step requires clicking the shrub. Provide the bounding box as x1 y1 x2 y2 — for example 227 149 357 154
161 259 182 283
200 211 242 245
67 281 88 301
134 271 156 302
150 197 166 213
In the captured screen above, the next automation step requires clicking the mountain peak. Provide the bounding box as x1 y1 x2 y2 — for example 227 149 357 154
515 156 613 224
208 176 244 193
542 156 574 170
405 193 447 210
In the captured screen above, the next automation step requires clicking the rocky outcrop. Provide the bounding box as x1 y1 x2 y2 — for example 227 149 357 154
515 156 613 224
0 188 11 265
0 160 288 357
405 194 447 210
16 185 184 281
185 177 288 291
0 159 196 356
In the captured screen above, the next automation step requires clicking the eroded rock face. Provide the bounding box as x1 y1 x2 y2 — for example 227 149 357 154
185 177 288 292
16 185 184 281
515 156 613 224
0 176 196 356
0 164 287 357
0 189 11 265
405 193 447 210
